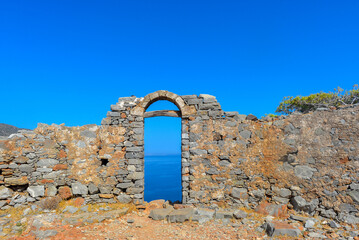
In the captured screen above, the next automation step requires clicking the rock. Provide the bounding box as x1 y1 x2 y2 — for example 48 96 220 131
264 221 301 237
63 206 78 214
33 230 58 239
305 219 315 228
194 208 215 220
80 130 96 138
149 208 173 221
233 209 248 219
4 176 29 185
251 189 265 199
0 200 8 208
291 196 318 214
88 183 99 194
58 186 72 200
239 130 252 139
290 214 309 222
350 183 359 190
294 165 317 179
349 191 359 203
167 208 194 223
71 183 88 195
19 164 33 173
37 159 59 167
231 187 248 200
117 194 131 204
46 185 57 197
328 220 341 228
27 186 45 198
308 232 327 239
255 202 288 218
0 186 13 199
144 200 165 214
127 172 144 180
246 114 258 121
215 209 234 219
127 219 135 224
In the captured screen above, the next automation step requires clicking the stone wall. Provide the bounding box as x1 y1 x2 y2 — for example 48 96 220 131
0 90 358 224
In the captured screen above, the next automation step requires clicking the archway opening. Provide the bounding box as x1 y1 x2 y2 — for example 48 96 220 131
144 100 182 203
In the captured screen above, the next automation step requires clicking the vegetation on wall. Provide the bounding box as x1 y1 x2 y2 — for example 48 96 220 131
276 85 359 114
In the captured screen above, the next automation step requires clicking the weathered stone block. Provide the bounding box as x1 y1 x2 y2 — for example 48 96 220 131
71 183 88 195
27 186 45 198
0 186 13 199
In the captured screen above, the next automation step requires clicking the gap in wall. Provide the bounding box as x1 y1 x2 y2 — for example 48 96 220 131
144 101 182 203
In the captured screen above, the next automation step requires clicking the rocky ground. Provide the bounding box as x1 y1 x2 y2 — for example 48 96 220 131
0 199 358 239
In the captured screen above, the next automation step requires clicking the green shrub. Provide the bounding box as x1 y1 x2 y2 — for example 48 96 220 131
276 85 359 114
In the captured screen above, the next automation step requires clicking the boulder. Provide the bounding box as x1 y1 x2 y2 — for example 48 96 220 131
264 221 301 237
167 208 194 223
149 208 174 221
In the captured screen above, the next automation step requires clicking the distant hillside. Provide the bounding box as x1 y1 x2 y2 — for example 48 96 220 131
0 123 29 136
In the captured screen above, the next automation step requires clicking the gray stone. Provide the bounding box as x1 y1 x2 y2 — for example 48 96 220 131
80 130 96 138
308 232 327 239
63 206 78 214
189 149 207 156
27 186 45 198
328 220 341 228
149 208 173 221
88 183 99 194
46 185 57 197
339 203 358 213
291 196 307 211
305 219 315 228
0 200 7 208
294 165 317 179
0 186 13 200
239 130 252 139
264 222 301 237
194 208 215 219
167 208 194 223
350 183 359 190
233 209 248 219
33 230 58 239
37 159 59 167
215 209 234 219
19 164 33 173
251 189 265 199
117 194 131 204
246 114 257 121
116 182 133 189
127 172 144 180
76 140 86 148
99 185 113 194
231 188 248 200
349 191 359 203
71 183 88 195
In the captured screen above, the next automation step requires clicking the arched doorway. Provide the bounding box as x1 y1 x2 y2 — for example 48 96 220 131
128 90 196 204
144 100 181 202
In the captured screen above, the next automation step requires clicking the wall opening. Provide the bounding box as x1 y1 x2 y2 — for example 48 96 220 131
144 100 182 203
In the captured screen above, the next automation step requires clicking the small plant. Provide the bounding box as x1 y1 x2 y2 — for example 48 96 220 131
276 85 359 114
264 113 279 118
39 196 62 210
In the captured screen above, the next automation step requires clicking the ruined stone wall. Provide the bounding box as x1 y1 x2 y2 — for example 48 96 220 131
0 90 358 224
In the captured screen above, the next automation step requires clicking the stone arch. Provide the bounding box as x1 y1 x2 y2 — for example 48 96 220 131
131 90 196 118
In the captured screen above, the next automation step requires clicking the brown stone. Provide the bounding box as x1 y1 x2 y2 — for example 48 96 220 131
53 164 68 170
144 199 165 214
99 194 114 199
74 197 85 207
14 156 28 163
4 176 28 185
39 179 54 184
57 149 67 159
58 186 72 200
255 201 288 218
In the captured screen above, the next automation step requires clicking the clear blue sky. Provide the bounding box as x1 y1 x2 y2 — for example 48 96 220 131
1 1 359 154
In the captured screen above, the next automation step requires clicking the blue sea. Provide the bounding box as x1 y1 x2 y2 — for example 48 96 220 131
144 155 182 202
